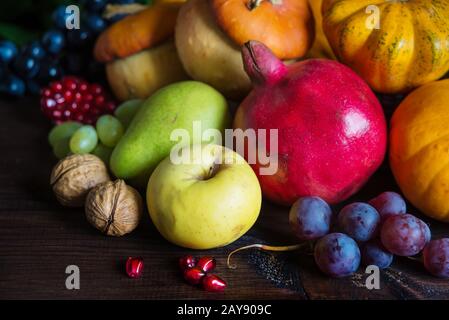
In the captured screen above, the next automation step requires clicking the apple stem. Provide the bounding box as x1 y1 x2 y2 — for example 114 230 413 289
227 243 308 269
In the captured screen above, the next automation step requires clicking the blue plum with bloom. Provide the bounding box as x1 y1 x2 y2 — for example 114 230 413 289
338 202 380 242
289 196 333 241
314 233 361 277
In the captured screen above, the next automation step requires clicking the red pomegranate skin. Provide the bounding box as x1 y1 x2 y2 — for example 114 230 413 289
234 41 387 205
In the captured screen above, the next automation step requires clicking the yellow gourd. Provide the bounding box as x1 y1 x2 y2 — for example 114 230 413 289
322 0 449 94
390 79 449 222
307 0 335 59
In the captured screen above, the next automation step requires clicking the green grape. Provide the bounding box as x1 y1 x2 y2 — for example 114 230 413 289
96 115 124 147
69 125 98 154
92 143 113 164
114 99 143 128
48 121 82 148
53 138 72 159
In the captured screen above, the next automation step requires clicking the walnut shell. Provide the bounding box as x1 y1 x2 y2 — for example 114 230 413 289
85 179 143 236
50 154 111 207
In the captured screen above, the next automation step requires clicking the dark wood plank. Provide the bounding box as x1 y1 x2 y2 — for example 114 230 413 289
0 97 448 300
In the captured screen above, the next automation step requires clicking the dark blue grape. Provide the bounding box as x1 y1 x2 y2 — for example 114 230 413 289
0 75 25 96
42 30 65 54
314 233 361 278
85 13 107 34
23 41 46 60
52 5 72 29
0 40 18 64
381 214 429 256
289 196 333 241
66 28 93 48
369 191 406 222
361 240 393 269
86 0 107 12
423 239 449 278
36 58 63 84
12 54 40 79
338 202 380 242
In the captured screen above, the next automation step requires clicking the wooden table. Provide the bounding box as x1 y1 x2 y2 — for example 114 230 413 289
0 97 448 300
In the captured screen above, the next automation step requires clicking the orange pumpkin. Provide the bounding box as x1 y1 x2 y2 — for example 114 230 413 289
322 0 449 94
390 79 449 222
211 0 314 60
94 4 179 63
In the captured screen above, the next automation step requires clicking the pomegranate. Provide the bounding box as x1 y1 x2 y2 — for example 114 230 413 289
234 41 387 205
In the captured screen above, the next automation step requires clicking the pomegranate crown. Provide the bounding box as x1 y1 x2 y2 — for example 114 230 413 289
242 40 288 85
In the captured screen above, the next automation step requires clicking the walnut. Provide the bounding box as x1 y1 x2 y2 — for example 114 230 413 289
50 154 110 207
85 179 143 236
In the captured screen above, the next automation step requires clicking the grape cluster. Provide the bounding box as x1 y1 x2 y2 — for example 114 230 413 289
0 0 137 96
48 98 142 162
289 192 449 278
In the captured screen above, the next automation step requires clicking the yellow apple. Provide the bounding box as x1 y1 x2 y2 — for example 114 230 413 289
147 144 261 249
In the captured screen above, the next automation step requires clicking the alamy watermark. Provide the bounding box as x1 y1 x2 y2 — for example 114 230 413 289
169 121 279 176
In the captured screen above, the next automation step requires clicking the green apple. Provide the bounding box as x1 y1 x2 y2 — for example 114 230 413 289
147 144 261 249
110 81 230 187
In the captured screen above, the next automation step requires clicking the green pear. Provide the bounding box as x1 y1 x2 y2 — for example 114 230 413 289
110 81 230 187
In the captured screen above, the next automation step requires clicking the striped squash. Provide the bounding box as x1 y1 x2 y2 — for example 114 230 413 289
322 0 449 94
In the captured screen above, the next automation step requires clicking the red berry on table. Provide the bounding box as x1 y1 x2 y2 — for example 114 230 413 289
40 76 116 124
196 256 216 273
179 255 196 271
202 274 227 292
125 257 144 278
183 267 205 285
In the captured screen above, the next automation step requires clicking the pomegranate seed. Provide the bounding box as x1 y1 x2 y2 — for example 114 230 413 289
52 110 63 120
79 82 88 92
179 255 197 271
41 97 56 109
40 76 117 124
62 77 78 91
196 257 216 273
69 102 79 112
55 94 65 105
89 108 101 116
202 274 227 292
89 83 103 95
50 82 63 93
125 257 144 278
183 267 205 285
63 110 72 120
83 93 94 102
81 103 91 112
105 101 116 112
95 95 105 107
74 113 84 122
64 90 74 102
42 88 52 97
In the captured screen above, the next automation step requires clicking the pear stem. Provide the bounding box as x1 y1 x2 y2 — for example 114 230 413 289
227 243 308 269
